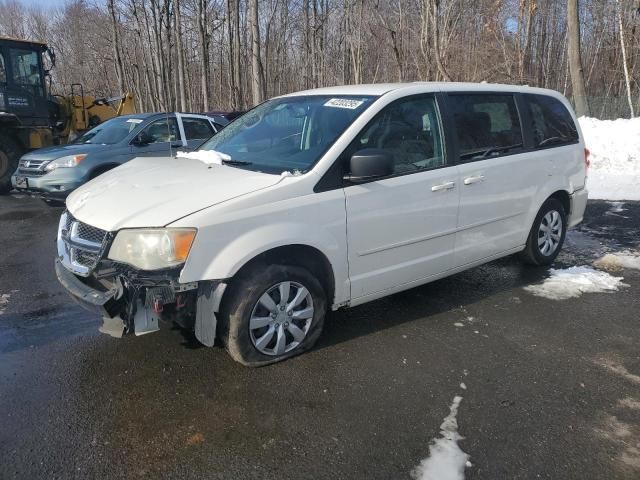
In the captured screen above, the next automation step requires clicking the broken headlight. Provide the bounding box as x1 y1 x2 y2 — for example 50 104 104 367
108 228 196 271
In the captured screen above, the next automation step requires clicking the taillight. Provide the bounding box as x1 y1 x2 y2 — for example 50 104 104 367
584 147 591 171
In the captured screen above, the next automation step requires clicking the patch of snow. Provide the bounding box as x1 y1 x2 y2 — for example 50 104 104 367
594 252 640 271
608 201 627 213
619 397 640 411
176 149 230 165
524 266 626 300
0 293 9 315
412 395 470 480
460 383 467 390
579 117 640 201
453 322 464 328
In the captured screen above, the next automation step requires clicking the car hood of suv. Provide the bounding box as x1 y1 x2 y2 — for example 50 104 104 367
21 143 110 161
66 156 283 231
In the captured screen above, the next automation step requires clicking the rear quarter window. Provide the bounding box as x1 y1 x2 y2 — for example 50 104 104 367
525 94 579 148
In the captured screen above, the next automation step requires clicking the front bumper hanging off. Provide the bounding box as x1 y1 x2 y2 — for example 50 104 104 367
55 258 123 318
55 258 226 345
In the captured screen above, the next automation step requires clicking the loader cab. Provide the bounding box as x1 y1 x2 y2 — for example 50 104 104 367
0 37 52 128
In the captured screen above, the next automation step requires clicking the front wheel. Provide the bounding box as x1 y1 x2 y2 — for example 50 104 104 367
218 263 327 366
521 198 567 266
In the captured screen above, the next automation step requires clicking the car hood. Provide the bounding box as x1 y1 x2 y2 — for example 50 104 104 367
21 143 109 161
66 156 283 231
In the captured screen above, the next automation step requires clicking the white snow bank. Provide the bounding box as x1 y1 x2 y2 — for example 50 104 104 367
412 395 470 480
524 266 626 300
578 117 640 201
176 149 230 165
593 251 640 271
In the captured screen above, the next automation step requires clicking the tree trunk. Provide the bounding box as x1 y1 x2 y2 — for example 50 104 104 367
175 0 187 111
430 0 452 82
615 0 634 118
107 0 126 93
197 0 210 111
249 0 265 104
567 0 590 116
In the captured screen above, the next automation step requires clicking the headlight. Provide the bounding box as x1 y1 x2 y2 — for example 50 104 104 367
108 228 197 270
44 154 87 171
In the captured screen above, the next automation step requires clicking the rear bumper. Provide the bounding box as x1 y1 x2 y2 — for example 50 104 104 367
55 258 122 317
568 187 588 228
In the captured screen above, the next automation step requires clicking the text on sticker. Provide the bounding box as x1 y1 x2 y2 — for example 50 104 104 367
324 98 364 110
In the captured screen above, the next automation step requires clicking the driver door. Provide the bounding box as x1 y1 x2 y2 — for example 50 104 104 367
130 116 182 157
343 94 459 300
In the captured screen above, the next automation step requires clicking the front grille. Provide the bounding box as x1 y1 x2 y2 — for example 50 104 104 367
73 249 101 269
57 211 110 276
76 222 107 245
18 159 49 176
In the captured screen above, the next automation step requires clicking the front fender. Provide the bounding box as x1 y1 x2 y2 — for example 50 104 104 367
178 221 350 306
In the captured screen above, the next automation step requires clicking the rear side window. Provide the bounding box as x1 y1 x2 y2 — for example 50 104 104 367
182 117 214 140
449 94 523 162
525 94 579 148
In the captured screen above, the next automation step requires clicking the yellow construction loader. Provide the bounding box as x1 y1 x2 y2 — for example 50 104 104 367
0 36 135 193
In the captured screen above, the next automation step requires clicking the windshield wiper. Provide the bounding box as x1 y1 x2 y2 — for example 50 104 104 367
222 159 253 166
537 136 569 147
465 143 523 160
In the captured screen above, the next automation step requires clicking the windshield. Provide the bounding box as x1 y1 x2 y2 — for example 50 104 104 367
199 95 376 174
74 116 146 145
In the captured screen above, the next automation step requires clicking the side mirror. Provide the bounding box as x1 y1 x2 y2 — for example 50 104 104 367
344 148 393 183
133 131 153 146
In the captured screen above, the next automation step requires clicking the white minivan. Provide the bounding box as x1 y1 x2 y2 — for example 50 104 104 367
55 82 589 366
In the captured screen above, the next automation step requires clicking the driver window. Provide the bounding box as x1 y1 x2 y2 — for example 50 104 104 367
0 52 6 84
142 118 179 143
351 95 445 174
9 48 43 96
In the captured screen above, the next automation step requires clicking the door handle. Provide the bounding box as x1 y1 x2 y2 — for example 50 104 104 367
171 142 183 148
431 181 456 192
463 175 485 185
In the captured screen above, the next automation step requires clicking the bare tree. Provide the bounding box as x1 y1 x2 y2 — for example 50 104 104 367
615 0 634 117
567 0 589 116
174 0 187 111
249 0 265 104
107 0 126 93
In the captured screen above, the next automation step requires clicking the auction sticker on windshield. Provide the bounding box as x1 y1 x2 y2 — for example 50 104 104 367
324 98 364 109
126 119 144 123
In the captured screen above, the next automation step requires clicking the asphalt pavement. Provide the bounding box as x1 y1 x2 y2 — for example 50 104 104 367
0 195 639 480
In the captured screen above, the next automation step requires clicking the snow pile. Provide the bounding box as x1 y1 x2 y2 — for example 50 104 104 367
412 395 470 480
593 251 640 271
578 117 640 201
0 293 9 315
524 266 626 300
176 149 230 165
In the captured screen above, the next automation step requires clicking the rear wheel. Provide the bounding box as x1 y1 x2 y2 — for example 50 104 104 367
218 263 327 366
0 134 22 195
521 198 567 266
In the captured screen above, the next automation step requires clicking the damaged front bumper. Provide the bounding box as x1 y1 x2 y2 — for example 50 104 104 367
55 258 123 317
55 257 226 345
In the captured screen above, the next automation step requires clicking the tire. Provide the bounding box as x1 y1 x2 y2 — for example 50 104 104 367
0 134 23 195
218 263 327 367
521 198 567 266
